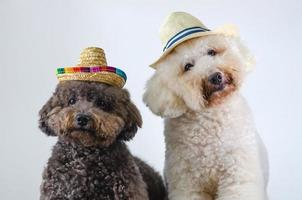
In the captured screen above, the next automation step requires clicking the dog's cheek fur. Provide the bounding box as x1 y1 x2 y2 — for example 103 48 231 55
48 107 76 137
177 74 206 111
90 108 125 146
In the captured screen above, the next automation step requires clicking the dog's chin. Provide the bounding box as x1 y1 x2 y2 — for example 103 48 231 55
208 84 236 106
202 75 237 107
70 128 95 137
67 128 98 147
67 128 116 147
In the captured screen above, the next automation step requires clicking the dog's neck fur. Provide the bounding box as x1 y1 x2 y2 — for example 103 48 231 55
164 93 256 145
162 93 268 199
41 138 148 199
53 139 128 161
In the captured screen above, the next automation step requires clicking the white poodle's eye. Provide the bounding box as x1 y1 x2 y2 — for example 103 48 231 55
184 63 194 72
207 49 217 56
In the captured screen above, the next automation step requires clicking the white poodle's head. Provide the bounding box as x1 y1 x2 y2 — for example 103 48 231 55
143 35 254 118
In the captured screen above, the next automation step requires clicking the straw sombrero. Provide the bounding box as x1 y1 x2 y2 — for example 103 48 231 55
56 47 127 88
150 12 239 68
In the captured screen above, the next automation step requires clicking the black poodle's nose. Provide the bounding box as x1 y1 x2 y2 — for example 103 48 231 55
76 114 90 127
209 72 223 85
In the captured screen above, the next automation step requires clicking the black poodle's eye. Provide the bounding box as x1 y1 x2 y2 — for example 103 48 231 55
87 92 95 102
96 99 112 112
68 97 77 105
184 63 194 72
207 49 217 56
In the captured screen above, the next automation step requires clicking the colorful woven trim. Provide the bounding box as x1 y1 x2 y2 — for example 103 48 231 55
56 66 127 81
56 66 127 88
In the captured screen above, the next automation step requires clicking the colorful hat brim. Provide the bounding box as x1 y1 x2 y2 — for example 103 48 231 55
56 66 127 88
150 24 239 68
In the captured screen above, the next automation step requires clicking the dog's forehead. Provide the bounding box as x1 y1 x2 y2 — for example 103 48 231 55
195 36 230 49
57 81 108 95
56 81 127 99
171 35 236 61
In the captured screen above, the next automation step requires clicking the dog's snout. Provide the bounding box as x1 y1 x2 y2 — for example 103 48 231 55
209 72 223 85
76 114 90 127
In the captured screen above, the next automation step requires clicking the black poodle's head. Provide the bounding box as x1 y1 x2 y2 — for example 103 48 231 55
39 81 142 147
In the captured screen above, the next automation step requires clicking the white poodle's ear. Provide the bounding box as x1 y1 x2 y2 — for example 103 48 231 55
143 71 187 118
235 37 256 73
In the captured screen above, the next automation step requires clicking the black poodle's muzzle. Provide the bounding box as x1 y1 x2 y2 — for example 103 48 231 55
73 113 95 133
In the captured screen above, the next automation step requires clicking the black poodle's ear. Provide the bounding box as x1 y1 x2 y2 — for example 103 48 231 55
38 96 57 136
118 100 142 141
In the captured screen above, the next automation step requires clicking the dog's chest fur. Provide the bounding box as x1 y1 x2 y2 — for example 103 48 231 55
40 140 141 200
164 95 262 193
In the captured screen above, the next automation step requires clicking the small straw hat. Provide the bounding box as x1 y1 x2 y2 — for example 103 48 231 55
150 12 239 68
56 47 127 88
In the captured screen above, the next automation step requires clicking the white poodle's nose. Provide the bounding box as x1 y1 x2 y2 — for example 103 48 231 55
208 72 223 85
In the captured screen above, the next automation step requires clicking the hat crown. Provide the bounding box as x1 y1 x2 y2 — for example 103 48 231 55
159 12 208 47
56 47 127 88
78 47 108 66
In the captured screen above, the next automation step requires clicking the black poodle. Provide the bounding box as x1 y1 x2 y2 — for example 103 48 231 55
39 80 166 200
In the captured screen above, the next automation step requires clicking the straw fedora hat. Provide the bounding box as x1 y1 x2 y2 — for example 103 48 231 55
56 47 127 88
150 12 239 68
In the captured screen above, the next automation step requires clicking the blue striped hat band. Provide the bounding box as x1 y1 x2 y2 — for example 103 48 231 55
163 26 210 52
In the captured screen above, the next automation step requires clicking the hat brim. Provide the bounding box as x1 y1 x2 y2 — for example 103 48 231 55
56 66 127 88
150 24 239 68
57 72 126 88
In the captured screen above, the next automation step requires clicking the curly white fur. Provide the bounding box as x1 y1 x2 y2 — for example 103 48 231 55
144 35 268 200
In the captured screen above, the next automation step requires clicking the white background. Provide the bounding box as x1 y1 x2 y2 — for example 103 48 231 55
1 0 301 199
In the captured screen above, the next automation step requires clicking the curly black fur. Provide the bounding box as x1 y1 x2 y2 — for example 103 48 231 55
134 157 167 200
39 81 166 200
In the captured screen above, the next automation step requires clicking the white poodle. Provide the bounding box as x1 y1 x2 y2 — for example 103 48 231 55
143 33 269 199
